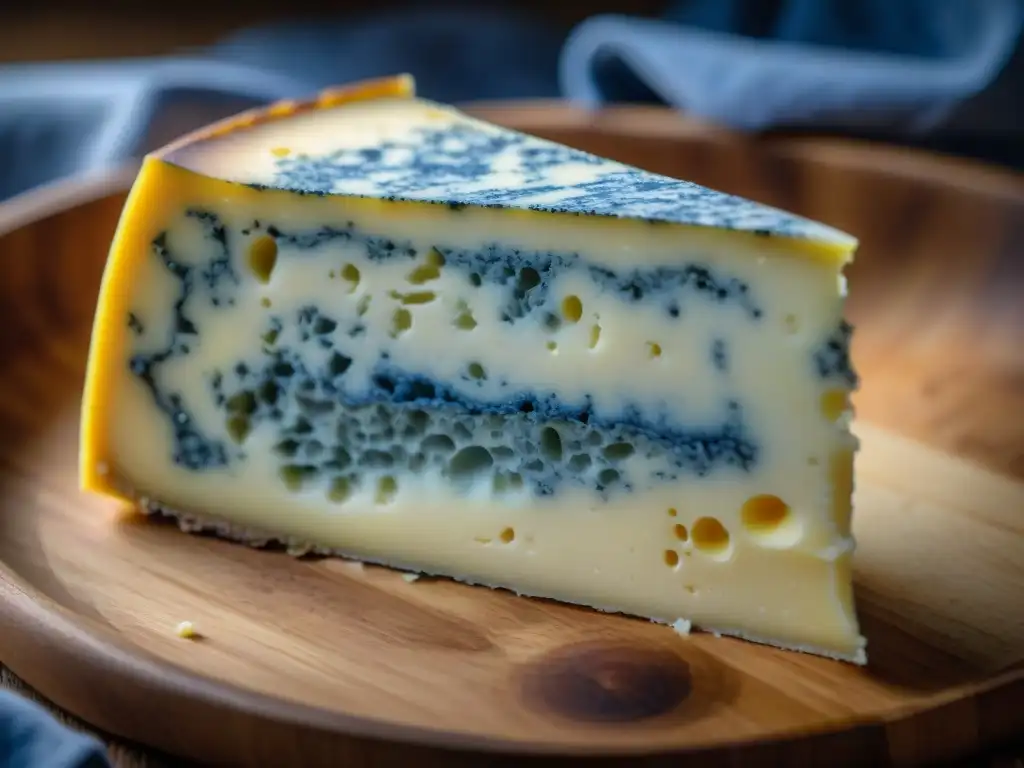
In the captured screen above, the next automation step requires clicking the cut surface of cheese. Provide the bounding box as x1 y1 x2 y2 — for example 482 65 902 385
80 74 866 664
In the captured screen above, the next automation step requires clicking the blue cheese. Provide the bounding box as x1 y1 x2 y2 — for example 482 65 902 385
81 74 865 664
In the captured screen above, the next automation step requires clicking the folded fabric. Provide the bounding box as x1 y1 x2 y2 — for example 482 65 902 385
0 690 109 768
560 0 1024 133
0 57 307 203
209 6 563 104
0 5 561 203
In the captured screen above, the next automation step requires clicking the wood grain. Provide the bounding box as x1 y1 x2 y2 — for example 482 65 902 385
0 106 1022 767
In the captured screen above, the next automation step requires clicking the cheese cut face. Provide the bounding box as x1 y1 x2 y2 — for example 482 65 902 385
80 75 866 664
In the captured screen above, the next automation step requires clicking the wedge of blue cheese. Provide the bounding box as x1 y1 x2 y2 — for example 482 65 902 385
81 74 866 664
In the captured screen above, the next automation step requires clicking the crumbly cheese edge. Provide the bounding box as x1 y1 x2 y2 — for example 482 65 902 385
132 497 867 666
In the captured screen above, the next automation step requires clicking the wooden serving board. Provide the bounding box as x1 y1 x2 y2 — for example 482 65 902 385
1 106 1023 767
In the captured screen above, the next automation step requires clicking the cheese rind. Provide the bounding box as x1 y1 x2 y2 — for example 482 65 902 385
80 75 866 664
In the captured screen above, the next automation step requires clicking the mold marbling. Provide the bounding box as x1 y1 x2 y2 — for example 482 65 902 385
260 116 852 245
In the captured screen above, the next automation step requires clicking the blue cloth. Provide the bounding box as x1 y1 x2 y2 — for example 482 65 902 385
0 691 109 767
0 2 1022 756
0 5 562 203
562 0 1023 132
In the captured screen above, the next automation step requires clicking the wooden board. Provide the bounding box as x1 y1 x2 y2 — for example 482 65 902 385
1 106 1023 767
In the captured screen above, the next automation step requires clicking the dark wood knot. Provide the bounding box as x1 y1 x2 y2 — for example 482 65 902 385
519 642 693 723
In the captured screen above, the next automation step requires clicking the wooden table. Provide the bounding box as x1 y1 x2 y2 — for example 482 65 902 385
9 660 1022 768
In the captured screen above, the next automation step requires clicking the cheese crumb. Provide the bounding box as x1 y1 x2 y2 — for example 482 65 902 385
175 621 198 639
286 542 314 557
671 618 692 636
401 573 420 583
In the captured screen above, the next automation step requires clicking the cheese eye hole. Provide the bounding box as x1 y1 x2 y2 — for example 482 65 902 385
820 390 848 421
248 236 278 284
392 290 436 305
673 524 689 542
539 427 563 462
492 470 524 495
375 475 398 504
327 476 352 503
449 445 494 480
589 324 601 349
390 308 412 337
602 441 634 461
518 267 541 293
454 300 477 330
500 526 516 543
663 549 680 567
407 248 444 284
340 263 361 291
741 494 790 533
562 295 583 323
692 517 730 555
